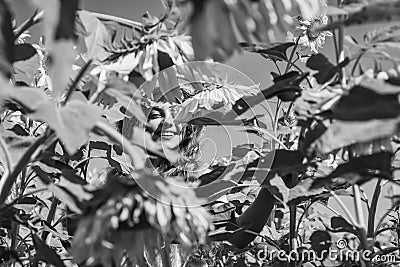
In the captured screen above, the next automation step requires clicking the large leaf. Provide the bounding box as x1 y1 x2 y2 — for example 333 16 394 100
157 66 182 103
319 0 400 30
33 165 90 213
21 98 103 154
239 42 295 62
32 234 65 267
330 83 400 121
77 10 115 62
13 45 40 85
328 216 357 234
308 117 400 156
55 0 78 40
306 54 350 84
0 0 14 78
174 82 259 124
223 71 308 120
13 44 37 62
72 171 210 265
104 89 147 125
364 25 400 48
10 86 50 112
294 86 343 120
33 0 78 98
287 178 326 205
311 152 393 189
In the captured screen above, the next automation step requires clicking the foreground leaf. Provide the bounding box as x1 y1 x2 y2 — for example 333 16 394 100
239 42 295 62
319 0 400 30
306 54 349 84
32 234 65 267
0 0 14 77
307 117 400 156
311 152 393 189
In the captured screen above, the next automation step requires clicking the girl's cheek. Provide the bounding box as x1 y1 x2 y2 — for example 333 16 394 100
148 119 162 131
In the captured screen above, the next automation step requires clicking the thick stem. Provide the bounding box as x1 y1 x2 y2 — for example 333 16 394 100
368 178 382 237
289 205 297 267
353 184 372 267
351 53 364 76
13 10 44 40
63 60 93 106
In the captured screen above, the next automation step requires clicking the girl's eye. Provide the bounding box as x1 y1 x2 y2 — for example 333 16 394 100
148 111 163 120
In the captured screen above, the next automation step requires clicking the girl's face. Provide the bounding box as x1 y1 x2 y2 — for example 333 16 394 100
147 104 182 163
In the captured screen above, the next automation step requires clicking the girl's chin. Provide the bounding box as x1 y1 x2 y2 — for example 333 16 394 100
160 136 180 149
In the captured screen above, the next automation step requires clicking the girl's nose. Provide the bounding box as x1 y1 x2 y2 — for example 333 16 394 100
162 116 175 129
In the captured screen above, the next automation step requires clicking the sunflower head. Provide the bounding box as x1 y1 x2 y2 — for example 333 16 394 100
288 14 333 54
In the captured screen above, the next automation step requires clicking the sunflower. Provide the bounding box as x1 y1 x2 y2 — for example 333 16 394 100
287 14 333 54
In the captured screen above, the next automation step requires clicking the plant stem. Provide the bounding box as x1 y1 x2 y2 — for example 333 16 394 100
330 190 359 227
285 38 300 74
13 10 44 40
368 178 382 237
63 60 93 106
353 184 372 267
42 197 59 240
351 53 364 76
289 205 297 267
353 185 366 229
0 135 48 205
338 25 346 86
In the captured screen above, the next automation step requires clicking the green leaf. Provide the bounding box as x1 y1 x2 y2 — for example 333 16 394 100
11 86 50 112
319 0 400 30
330 83 400 121
157 66 182 103
32 234 66 267
364 25 400 46
104 89 147 125
13 48 40 85
77 10 117 62
239 42 295 62
33 166 89 213
33 0 79 98
287 178 325 205
27 100 103 154
329 216 357 234
307 117 400 156
13 44 37 62
55 0 79 40
306 54 349 84
310 230 331 256
263 174 289 206
0 0 13 78
311 152 393 189
190 0 237 60
224 71 308 120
